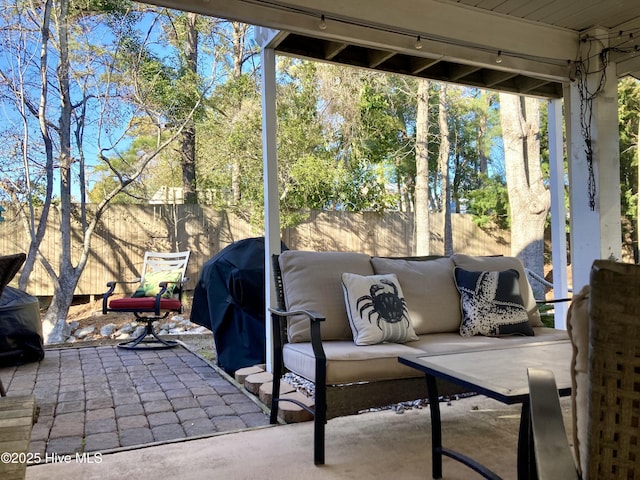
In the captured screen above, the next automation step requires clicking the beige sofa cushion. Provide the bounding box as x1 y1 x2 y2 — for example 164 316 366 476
279 250 374 343
567 285 590 478
283 341 424 385
451 253 543 327
283 327 568 385
371 257 461 335
405 327 568 354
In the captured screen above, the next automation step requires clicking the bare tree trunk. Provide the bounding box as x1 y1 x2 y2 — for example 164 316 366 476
437 85 453 255
42 0 76 341
5 3 210 343
181 12 198 205
499 93 550 299
415 79 430 255
230 22 248 205
18 0 55 291
478 94 489 174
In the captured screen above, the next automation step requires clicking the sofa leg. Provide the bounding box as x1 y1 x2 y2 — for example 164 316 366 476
313 382 327 465
314 409 325 465
269 373 281 425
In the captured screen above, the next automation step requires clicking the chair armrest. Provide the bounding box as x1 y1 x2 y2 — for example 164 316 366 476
107 279 141 286
102 279 141 313
156 277 189 314
268 307 325 323
268 307 326 361
268 307 327 435
536 298 573 304
268 308 326 370
527 368 578 480
104 278 141 294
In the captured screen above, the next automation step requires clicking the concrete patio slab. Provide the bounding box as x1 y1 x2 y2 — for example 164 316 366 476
24 394 574 480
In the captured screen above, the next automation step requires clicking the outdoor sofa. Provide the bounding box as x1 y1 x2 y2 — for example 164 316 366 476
269 250 570 465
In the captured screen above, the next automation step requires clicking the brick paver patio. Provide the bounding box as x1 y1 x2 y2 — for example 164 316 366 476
0 343 270 457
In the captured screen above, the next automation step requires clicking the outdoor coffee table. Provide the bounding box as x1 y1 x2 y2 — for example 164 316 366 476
398 340 572 480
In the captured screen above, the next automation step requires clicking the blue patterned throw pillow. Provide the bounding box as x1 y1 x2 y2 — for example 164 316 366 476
454 267 534 337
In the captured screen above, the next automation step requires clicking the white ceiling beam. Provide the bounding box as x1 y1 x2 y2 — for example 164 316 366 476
607 17 640 77
267 0 579 62
617 55 640 79
367 50 396 69
141 0 577 82
409 57 443 75
482 70 519 87
448 64 482 81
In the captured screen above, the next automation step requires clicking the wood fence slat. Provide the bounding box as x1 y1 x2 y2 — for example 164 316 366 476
1 206 510 296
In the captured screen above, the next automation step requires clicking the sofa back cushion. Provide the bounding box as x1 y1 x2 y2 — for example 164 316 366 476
371 257 461 335
451 254 543 327
279 250 374 343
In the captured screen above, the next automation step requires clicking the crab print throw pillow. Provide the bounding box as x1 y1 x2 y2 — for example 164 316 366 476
454 267 534 337
341 272 419 345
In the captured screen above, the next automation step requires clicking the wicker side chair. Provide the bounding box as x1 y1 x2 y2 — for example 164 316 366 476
528 260 640 480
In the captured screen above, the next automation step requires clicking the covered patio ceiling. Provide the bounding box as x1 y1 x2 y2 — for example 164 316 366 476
145 0 640 97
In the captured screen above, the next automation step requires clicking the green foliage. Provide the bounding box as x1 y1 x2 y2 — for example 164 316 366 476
116 21 206 125
617 77 640 258
195 71 264 222
465 173 510 229
70 0 133 17
195 59 509 228
283 154 338 209
337 160 397 211
89 128 182 204
3 4 552 236
443 88 502 215
353 76 416 200
619 78 640 220
537 303 556 328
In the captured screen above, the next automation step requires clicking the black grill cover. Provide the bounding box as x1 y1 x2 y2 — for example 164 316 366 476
190 237 286 374
0 286 45 367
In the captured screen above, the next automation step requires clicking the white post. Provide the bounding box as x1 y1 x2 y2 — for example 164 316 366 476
565 28 621 292
261 46 280 372
548 99 569 329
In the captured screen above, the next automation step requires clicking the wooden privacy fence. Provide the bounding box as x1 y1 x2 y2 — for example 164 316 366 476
0 205 510 297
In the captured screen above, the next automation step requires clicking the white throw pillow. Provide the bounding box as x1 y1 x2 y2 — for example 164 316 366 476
342 272 419 346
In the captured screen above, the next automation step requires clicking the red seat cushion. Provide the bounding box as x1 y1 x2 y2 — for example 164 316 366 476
108 297 181 312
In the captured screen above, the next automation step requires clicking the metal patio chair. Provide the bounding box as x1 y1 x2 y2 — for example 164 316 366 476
102 251 190 349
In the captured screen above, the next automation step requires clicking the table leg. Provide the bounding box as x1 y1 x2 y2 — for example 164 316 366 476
517 398 537 480
422 373 502 480
425 374 442 479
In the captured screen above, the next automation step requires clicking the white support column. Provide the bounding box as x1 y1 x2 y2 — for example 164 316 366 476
260 46 280 372
548 99 569 329
565 28 622 292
